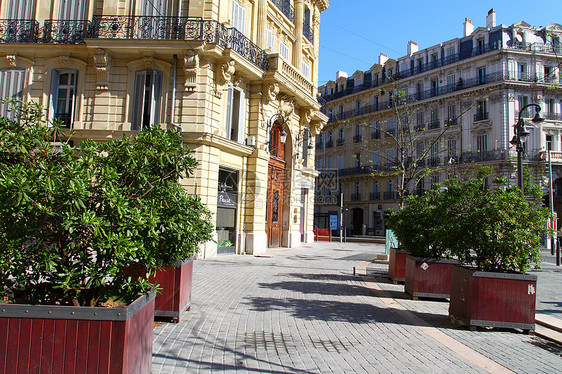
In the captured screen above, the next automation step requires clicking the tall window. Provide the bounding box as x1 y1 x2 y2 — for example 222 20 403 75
279 41 290 60
355 100 361 115
447 139 457 158
337 155 344 170
231 0 246 35
447 104 456 123
372 151 380 165
518 63 526 80
373 96 379 111
478 67 486 84
301 129 310 166
354 153 361 168
447 74 456 90
266 29 275 51
338 128 344 143
50 70 77 128
476 134 488 154
476 100 488 121
225 85 245 142
301 61 310 78
132 69 162 130
0 69 25 121
59 0 88 19
6 0 35 18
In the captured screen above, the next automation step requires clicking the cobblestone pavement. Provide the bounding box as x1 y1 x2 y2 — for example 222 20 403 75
152 242 562 373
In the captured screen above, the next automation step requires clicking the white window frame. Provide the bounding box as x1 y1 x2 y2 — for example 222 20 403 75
0 68 25 121
231 0 246 35
301 61 310 78
266 29 275 51
132 69 162 130
225 85 246 143
279 41 290 60
49 69 77 128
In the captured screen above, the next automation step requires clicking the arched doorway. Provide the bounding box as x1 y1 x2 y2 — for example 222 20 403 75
266 120 286 248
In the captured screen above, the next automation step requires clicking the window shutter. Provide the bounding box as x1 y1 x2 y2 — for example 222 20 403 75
48 70 60 124
225 85 234 139
151 70 162 127
0 69 25 120
132 70 145 130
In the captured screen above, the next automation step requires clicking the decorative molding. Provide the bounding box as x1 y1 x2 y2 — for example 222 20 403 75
59 55 70 66
264 83 279 102
93 49 110 90
278 96 295 119
183 51 199 92
302 108 313 124
6 55 16 67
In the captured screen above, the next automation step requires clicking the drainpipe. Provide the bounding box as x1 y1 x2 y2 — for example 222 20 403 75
171 54 183 132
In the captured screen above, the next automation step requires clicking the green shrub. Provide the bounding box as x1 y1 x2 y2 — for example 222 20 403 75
0 101 214 306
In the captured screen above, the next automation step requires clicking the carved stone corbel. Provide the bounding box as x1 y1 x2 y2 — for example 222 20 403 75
264 83 279 103
219 59 236 84
309 120 323 136
302 108 313 124
183 51 199 92
93 49 110 90
278 95 295 119
59 55 70 66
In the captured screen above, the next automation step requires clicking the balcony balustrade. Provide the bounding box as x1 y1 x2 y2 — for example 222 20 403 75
336 138 344 146
351 193 361 201
428 120 440 130
270 0 295 23
43 19 89 44
325 140 333 148
370 192 380 200
371 130 381 140
0 19 39 43
474 112 489 121
383 191 395 200
353 134 362 143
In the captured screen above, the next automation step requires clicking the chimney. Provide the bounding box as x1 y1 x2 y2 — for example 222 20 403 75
407 41 418 56
379 53 388 65
486 8 496 29
463 18 474 37
336 71 348 80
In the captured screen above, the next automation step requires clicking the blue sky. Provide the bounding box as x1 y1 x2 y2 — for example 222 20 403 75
318 0 562 85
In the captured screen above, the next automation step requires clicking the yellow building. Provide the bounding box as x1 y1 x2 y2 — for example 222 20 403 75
0 0 329 257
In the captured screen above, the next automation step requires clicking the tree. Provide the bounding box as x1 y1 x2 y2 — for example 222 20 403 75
0 101 214 307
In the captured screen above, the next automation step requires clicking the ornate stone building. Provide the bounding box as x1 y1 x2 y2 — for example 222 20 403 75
0 0 329 257
317 10 562 236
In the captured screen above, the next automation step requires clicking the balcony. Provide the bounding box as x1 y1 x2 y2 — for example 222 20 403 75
336 138 344 146
544 112 562 121
459 149 509 163
370 192 380 200
338 165 390 176
0 17 268 71
371 130 381 140
383 191 395 200
316 142 323 150
353 134 362 143
427 156 440 167
351 193 362 201
270 0 295 23
325 140 333 148
428 120 440 130
0 19 39 43
474 112 489 122
445 118 457 127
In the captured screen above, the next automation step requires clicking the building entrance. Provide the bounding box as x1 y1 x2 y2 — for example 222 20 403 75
266 120 286 248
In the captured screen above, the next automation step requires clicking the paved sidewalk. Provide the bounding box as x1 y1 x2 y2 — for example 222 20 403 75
152 242 562 373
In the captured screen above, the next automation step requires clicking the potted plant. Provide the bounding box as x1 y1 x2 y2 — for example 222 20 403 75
0 101 213 372
386 189 458 299
386 228 407 284
445 170 550 333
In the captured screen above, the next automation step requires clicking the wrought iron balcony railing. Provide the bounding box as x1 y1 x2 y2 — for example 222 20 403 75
270 0 295 23
351 193 361 201
353 134 362 143
474 112 489 121
336 138 344 146
0 19 39 43
43 19 89 44
370 192 380 200
371 130 381 140
428 120 440 130
325 140 333 148
383 191 395 200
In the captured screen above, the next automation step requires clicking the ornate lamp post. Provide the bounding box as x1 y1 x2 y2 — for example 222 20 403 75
510 104 544 189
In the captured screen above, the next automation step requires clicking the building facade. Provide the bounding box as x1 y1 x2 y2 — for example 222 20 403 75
0 0 329 257
316 10 562 236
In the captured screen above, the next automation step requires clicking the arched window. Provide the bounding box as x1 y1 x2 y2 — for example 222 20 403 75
269 121 285 159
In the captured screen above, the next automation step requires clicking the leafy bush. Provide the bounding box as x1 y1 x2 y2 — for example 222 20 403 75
387 168 551 273
0 101 214 306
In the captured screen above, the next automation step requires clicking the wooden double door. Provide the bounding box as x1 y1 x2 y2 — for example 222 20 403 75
266 158 285 248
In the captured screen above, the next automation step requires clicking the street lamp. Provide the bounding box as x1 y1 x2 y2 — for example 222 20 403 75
510 103 544 189
265 114 287 151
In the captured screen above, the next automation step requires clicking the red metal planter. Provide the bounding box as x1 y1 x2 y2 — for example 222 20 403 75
388 248 408 284
405 255 458 299
0 293 155 374
149 258 194 322
449 266 537 332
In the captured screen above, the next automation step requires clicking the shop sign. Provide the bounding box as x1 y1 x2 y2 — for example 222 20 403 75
218 191 237 208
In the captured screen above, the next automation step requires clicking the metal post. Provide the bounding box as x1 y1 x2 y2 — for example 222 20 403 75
339 192 343 243
557 236 561 266
549 150 556 255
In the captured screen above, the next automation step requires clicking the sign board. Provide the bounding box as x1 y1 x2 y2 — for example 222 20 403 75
217 191 237 208
329 214 338 230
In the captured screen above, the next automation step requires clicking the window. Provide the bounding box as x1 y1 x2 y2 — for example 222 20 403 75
431 175 440 189
132 69 162 130
355 101 361 115
337 155 344 170
327 108 333 121
225 85 245 142
279 41 290 60
374 74 379 86
518 95 529 113
547 135 553 151
431 79 438 96
338 105 344 119
476 100 488 121
416 111 424 129
326 157 332 169
0 68 25 121
139 0 168 39
373 96 379 111
372 151 380 165
416 82 423 99
478 39 485 54
476 134 488 154
518 63 526 80
354 153 361 168
50 69 77 128
6 0 35 18
430 109 438 127
59 0 88 19
447 74 456 90
301 61 310 78
316 159 322 170
447 139 457 158
478 67 486 84
231 0 246 35
386 117 395 132
301 129 310 166
447 104 456 121
266 29 275 51
547 98 556 114
386 148 394 166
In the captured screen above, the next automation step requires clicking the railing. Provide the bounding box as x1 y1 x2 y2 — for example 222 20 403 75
445 118 457 127
336 138 344 146
371 130 381 140
370 192 380 200
325 140 333 148
351 193 361 201
270 0 295 23
0 19 39 43
428 120 440 130
544 112 562 121
474 112 489 121
0 16 268 71
338 165 391 176
427 156 440 167
383 191 395 200
353 134 362 143
43 19 89 44
458 149 509 163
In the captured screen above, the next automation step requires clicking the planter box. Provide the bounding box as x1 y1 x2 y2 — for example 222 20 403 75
0 293 155 374
150 258 194 322
405 255 458 299
388 248 408 284
449 266 537 332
